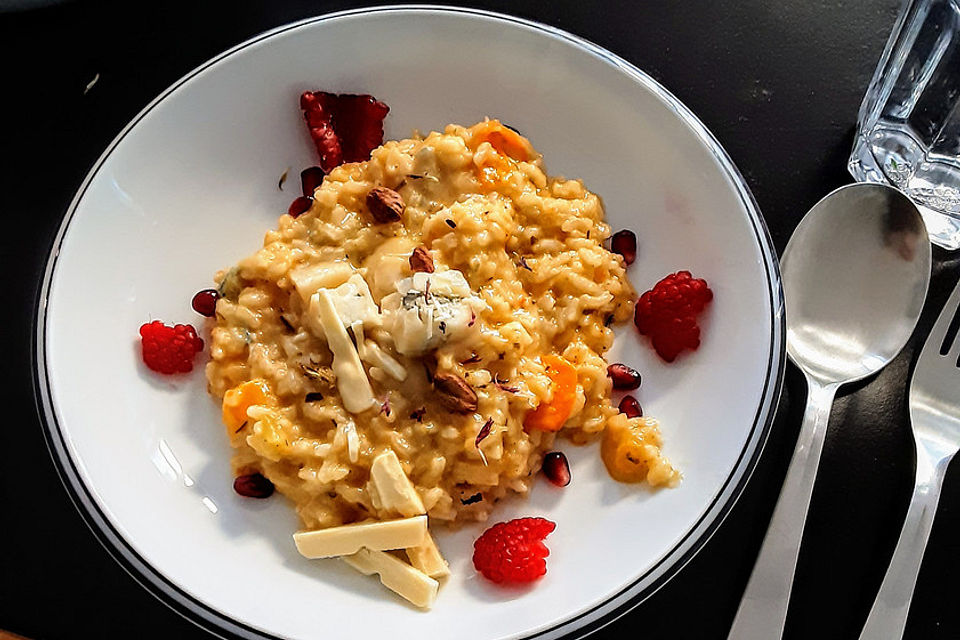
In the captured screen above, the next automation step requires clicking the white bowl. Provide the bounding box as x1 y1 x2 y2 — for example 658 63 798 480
34 6 783 640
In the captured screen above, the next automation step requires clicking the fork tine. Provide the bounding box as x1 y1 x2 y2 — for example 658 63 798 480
942 294 960 356
927 277 960 361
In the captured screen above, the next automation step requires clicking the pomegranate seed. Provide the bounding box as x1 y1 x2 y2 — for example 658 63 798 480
288 195 313 217
233 473 274 498
300 166 325 197
543 451 571 487
611 230 637 265
191 289 219 317
607 363 641 390
618 395 643 418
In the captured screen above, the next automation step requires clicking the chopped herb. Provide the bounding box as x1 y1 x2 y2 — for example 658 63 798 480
301 363 335 385
462 353 482 364
530 236 538 245
304 392 324 403
410 407 426 422
475 418 494 447
380 397 392 417
468 310 476 327
445 219 457 229
279 315 295 332
439 321 447 334
234 421 248 433
890 158 900 170
497 353 505 360
494 374 519 393
278 167 290 190
460 492 483 505
83 72 100 95
519 257 532 271
217 267 244 302
586 230 591 239
406 173 439 182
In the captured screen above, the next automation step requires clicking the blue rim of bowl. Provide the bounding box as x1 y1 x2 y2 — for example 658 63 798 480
33 5 785 640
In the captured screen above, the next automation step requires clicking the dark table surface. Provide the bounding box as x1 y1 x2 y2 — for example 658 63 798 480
4 1 960 638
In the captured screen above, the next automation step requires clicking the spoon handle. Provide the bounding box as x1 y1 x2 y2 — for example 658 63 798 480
858 449 951 640
727 377 838 640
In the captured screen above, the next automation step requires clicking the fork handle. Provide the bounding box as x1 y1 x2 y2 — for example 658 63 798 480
728 377 838 640
858 450 952 640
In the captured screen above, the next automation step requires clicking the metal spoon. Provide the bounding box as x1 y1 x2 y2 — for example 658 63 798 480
728 183 931 639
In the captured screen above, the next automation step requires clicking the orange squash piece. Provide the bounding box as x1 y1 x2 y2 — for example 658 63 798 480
222 379 275 433
471 120 536 190
600 420 650 483
472 120 535 162
524 355 578 432
475 152 514 190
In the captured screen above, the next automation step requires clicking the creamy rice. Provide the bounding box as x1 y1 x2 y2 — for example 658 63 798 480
206 120 676 531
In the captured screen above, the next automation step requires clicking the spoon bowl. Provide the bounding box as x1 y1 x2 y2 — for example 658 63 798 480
729 183 930 639
783 184 930 384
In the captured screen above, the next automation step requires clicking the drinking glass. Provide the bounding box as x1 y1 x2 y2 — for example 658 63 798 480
849 0 960 249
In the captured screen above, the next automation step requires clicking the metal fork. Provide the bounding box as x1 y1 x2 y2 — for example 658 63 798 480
859 277 960 640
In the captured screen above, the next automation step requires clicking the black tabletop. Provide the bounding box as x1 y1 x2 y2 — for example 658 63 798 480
4 1 960 638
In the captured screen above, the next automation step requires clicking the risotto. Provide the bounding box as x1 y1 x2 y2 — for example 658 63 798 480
205 120 677 597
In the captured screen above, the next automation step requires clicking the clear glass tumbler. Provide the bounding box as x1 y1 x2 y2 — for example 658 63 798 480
849 0 960 249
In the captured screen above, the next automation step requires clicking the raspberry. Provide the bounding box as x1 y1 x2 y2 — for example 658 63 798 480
634 271 713 362
331 94 390 163
300 92 343 172
473 517 556 584
139 320 204 374
299 91 389 172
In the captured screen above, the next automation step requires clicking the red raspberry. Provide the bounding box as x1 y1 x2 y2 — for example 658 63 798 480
331 93 390 163
300 94 343 173
634 271 713 362
139 321 204 374
299 91 389 172
473 517 556 584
